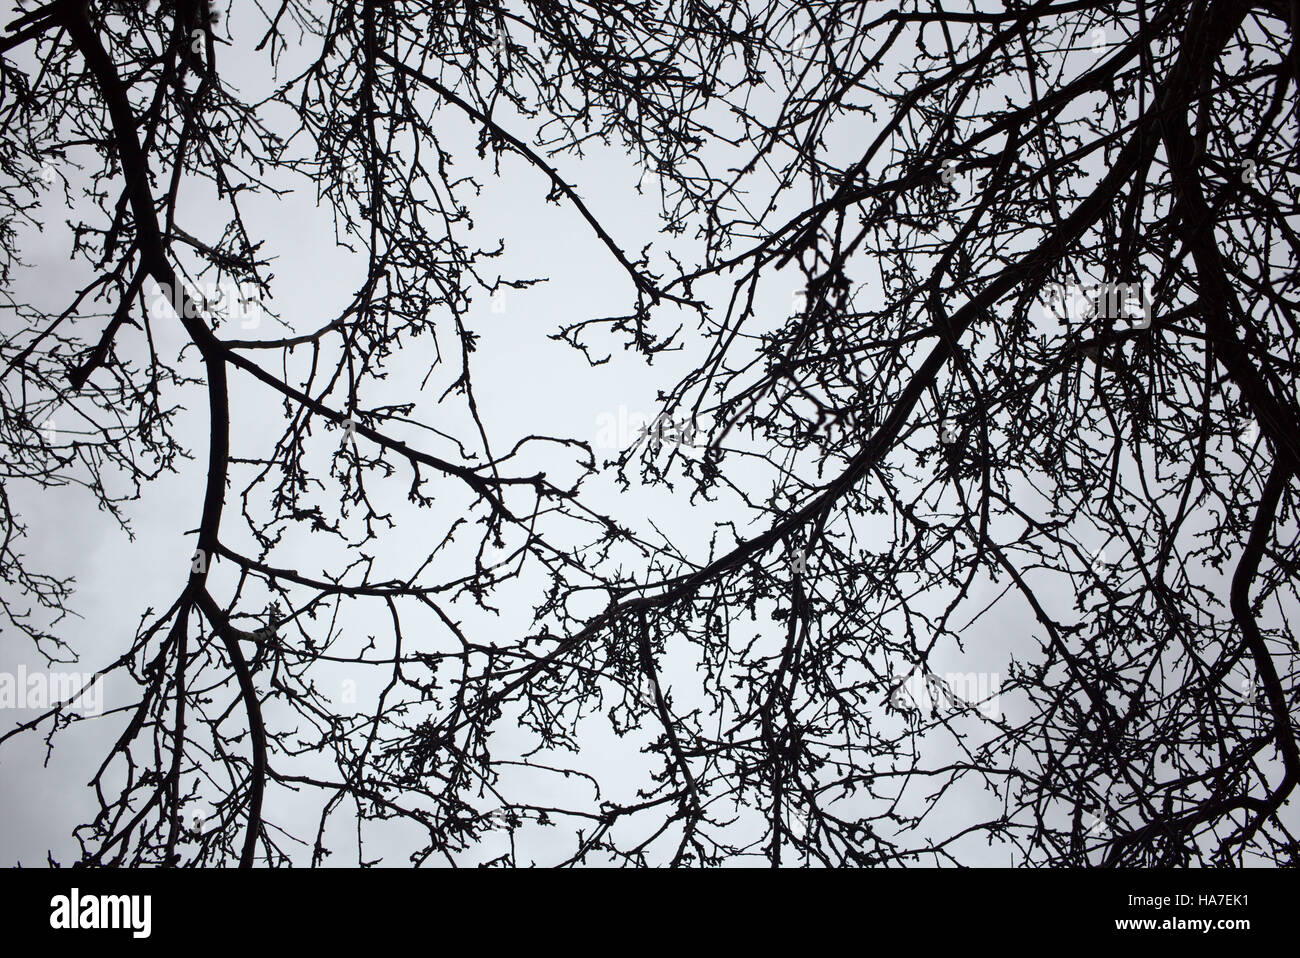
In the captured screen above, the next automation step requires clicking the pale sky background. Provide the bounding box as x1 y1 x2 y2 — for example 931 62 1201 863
1 1 1293 866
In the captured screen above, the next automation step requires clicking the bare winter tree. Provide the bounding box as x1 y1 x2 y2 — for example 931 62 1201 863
1 0 1297 867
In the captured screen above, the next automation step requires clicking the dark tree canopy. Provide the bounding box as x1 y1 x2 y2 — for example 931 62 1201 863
1 0 1298 867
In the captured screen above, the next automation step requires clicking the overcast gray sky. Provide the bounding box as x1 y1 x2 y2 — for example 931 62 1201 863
2 0 1295 867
